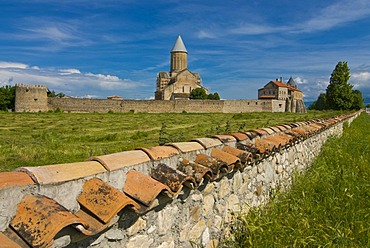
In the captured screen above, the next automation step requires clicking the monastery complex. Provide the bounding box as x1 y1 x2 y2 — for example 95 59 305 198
13 36 306 113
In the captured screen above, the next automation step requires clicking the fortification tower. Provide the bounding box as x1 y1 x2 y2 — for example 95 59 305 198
14 83 48 112
170 35 188 73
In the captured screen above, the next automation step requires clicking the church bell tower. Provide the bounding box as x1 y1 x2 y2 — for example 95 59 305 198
170 35 188 73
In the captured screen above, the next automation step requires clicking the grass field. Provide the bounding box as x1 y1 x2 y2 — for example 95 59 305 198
224 112 370 247
0 110 344 172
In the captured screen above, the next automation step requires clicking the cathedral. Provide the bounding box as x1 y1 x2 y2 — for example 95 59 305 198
155 36 208 100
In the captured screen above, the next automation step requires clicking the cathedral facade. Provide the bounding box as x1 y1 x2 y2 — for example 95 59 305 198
155 36 208 100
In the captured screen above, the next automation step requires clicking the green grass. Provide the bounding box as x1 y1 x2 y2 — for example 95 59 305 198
0 110 343 172
223 112 370 247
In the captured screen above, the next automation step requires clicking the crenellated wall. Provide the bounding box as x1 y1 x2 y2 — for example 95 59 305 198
0 111 361 248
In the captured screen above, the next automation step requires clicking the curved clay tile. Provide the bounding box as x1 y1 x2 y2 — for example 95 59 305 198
254 139 274 156
192 138 223 149
236 142 261 159
151 163 196 193
222 146 253 165
262 136 287 152
282 124 292 130
167 142 204 153
0 172 34 189
212 134 237 143
88 150 150 171
0 232 21 247
10 194 89 248
137 146 179 161
273 134 295 146
77 178 141 224
268 126 281 133
123 170 173 207
177 159 212 185
211 148 241 170
291 128 309 137
230 132 249 142
260 127 275 135
252 129 269 137
195 153 227 178
16 161 106 184
244 131 259 140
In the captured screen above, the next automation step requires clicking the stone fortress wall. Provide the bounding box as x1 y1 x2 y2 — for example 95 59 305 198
0 111 361 248
15 84 305 113
14 83 48 112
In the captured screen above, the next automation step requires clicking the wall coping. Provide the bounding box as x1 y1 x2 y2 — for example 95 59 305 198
0 111 362 247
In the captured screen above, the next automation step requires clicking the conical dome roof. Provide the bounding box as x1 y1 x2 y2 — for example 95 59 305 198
171 35 187 53
287 76 296 86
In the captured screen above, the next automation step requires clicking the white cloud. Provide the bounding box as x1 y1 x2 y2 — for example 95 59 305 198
0 61 142 98
85 73 120 82
352 72 370 81
293 77 307 85
59 69 81 75
298 0 370 33
231 23 286 35
197 30 218 39
0 62 29 69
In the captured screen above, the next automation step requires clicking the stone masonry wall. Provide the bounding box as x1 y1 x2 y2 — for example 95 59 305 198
15 84 48 112
0 112 360 248
47 98 287 113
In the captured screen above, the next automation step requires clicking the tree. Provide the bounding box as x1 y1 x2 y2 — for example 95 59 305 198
309 93 327 110
207 92 220 100
0 85 15 111
190 88 208 99
47 90 65 98
190 88 221 100
352 89 364 110
326 61 353 110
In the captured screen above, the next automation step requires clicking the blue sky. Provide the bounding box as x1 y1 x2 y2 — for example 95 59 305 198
0 0 370 102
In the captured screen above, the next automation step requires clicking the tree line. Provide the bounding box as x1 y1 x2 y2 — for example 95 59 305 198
309 62 365 110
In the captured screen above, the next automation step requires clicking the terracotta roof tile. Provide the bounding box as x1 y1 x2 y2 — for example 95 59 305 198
75 209 113 236
88 150 150 171
177 159 212 185
222 146 253 164
123 170 172 207
151 163 196 193
167 142 204 153
262 135 289 151
212 135 237 143
77 178 141 224
192 137 223 149
261 128 275 135
137 146 179 160
10 194 89 248
282 124 292 130
254 139 275 155
275 125 288 131
0 232 21 247
244 131 259 140
0 172 34 189
236 142 259 158
230 132 249 141
269 126 281 133
17 161 106 184
211 149 241 170
195 153 228 178
253 129 269 136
